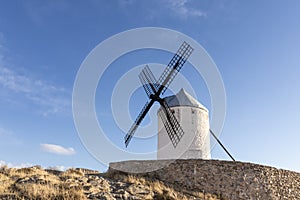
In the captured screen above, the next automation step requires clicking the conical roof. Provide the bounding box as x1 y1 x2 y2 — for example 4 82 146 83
163 88 207 111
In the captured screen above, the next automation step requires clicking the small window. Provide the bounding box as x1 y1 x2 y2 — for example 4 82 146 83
191 109 195 114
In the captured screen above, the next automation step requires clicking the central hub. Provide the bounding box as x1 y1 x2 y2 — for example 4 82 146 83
150 94 163 104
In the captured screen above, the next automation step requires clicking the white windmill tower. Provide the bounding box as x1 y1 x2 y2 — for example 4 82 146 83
125 42 235 161
157 88 211 160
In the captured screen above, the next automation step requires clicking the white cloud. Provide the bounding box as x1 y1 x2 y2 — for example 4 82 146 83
165 0 206 18
40 143 75 155
47 165 69 171
0 160 33 168
0 160 69 171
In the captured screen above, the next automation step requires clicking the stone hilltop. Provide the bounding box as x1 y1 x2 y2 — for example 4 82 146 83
109 159 300 199
1 159 300 199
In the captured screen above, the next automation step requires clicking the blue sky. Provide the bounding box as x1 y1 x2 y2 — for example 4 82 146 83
0 0 300 172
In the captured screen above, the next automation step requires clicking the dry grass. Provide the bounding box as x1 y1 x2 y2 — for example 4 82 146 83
0 165 86 200
62 168 85 177
0 171 13 194
12 182 85 200
106 172 220 200
122 175 178 200
1 166 221 200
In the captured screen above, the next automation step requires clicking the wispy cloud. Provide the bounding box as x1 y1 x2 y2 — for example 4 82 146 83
0 32 7 66
0 125 23 146
164 0 206 18
0 126 13 136
23 1 69 24
117 0 206 20
40 143 75 155
117 0 135 6
0 66 71 116
0 34 70 116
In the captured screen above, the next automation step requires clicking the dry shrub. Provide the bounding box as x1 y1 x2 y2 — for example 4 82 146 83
124 175 146 185
13 182 86 200
103 169 126 180
133 175 219 200
110 173 191 200
62 168 84 178
182 189 221 200
0 172 13 194
150 182 184 200
15 166 45 176
0 166 86 200
150 180 164 194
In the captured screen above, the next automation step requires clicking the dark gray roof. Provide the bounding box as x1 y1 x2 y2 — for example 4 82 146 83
164 88 207 111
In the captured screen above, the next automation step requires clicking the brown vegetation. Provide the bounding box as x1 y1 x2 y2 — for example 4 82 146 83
0 166 85 200
0 165 220 200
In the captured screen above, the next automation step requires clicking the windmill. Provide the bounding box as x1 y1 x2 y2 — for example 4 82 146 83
124 42 235 161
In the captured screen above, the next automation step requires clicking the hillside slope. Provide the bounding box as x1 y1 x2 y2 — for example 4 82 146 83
109 159 300 199
2 159 299 199
0 166 219 200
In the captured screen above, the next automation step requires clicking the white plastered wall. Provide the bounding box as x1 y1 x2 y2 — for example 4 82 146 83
157 106 211 160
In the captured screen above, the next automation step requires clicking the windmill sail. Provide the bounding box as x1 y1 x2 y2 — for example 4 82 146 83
158 100 185 148
124 100 155 147
156 42 193 95
139 65 158 97
125 42 193 147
